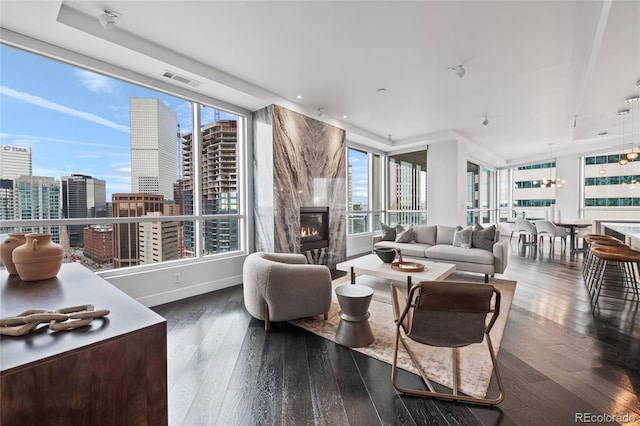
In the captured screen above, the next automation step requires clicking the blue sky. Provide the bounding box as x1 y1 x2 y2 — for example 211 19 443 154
0 44 370 205
349 148 369 206
0 44 235 198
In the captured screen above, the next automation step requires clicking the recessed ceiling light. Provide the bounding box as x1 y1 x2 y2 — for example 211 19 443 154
448 65 466 78
342 115 348 119
296 95 302 99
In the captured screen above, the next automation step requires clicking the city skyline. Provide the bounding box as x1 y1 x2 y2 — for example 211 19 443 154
0 44 236 199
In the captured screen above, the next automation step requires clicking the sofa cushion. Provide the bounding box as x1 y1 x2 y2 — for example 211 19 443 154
395 224 414 243
472 223 496 251
453 226 472 248
425 245 495 265
413 225 437 245
374 241 432 258
380 223 396 241
436 225 457 245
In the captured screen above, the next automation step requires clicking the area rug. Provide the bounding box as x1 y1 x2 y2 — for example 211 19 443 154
290 273 516 399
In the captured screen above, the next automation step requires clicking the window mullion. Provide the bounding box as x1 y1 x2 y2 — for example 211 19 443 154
192 103 203 257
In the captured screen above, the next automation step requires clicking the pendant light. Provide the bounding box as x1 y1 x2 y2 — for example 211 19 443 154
597 132 607 175
618 109 630 166
625 96 639 161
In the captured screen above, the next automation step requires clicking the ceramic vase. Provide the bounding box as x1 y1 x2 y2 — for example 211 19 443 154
1 232 28 275
12 233 64 281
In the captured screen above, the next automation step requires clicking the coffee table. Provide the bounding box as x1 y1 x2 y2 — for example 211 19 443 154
336 254 456 294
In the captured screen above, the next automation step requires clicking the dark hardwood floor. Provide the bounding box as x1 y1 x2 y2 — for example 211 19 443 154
152 239 640 425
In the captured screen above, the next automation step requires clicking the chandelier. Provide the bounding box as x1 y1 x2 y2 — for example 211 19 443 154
536 144 565 188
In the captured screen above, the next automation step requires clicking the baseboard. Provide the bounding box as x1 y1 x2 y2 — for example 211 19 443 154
136 274 243 307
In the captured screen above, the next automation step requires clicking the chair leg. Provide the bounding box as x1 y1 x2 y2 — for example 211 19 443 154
390 326 504 405
264 303 270 331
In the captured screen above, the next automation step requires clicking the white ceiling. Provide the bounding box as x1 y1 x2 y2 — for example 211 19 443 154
1 0 639 166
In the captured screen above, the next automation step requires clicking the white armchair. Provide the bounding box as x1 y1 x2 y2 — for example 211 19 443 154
535 220 569 252
242 252 332 331
514 219 537 247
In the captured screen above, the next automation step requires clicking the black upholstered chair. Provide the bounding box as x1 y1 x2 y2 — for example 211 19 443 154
390 280 505 405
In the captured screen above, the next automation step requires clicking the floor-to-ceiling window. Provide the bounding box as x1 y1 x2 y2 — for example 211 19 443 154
497 168 512 222
582 152 640 219
347 147 384 234
387 150 427 224
0 44 246 272
511 161 559 220
467 162 496 225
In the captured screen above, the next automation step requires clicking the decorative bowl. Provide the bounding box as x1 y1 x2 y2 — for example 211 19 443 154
375 247 396 263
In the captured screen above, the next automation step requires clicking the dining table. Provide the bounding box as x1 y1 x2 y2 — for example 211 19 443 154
553 221 592 253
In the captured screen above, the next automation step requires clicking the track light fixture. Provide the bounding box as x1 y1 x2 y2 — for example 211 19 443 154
98 9 121 29
482 116 489 126
448 65 466 78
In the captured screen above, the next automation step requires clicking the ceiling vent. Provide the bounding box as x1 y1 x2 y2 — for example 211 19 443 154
162 71 201 87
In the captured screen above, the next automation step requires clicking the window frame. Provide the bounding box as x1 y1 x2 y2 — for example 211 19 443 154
0 42 252 276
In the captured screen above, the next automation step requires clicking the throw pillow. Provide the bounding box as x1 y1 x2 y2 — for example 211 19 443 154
452 226 472 248
395 224 414 243
380 223 396 241
472 223 496 251
413 224 437 245
436 225 457 245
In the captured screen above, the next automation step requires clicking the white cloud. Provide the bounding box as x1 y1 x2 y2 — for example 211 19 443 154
113 166 131 174
0 133 129 152
74 69 118 95
0 86 129 133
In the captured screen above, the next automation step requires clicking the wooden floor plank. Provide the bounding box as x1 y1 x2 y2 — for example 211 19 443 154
152 240 640 425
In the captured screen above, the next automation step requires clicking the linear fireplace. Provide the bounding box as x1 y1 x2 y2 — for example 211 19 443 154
300 207 329 252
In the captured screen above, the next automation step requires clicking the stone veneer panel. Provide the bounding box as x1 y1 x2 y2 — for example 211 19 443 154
253 105 346 268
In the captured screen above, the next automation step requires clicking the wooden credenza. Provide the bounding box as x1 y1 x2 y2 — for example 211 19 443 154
0 263 167 425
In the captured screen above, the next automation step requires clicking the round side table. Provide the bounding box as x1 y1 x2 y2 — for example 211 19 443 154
335 284 375 347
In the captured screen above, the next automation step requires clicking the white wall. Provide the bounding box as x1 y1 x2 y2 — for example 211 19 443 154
347 233 376 257
554 154 581 221
100 254 246 307
427 140 468 226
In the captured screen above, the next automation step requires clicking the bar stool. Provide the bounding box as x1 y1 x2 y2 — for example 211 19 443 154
589 245 640 312
582 236 623 280
584 240 628 291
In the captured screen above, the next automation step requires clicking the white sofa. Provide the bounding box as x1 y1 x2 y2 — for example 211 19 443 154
372 224 508 283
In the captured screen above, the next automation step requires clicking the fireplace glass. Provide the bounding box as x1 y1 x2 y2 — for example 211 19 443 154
300 207 329 251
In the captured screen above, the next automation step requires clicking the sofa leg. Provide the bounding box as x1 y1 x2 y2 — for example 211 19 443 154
264 303 270 332
484 274 489 283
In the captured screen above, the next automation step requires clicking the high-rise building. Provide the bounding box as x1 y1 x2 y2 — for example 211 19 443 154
0 179 15 231
583 153 640 220
0 144 32 179
15 175 61 241
111 193 164 268
181 120 238 254
130 98 178 201
139 212 179 264
83 225 113 266
0 144 33 232
61 174 107 247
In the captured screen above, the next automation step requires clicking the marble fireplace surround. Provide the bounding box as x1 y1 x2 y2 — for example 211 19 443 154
253 105 347 269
